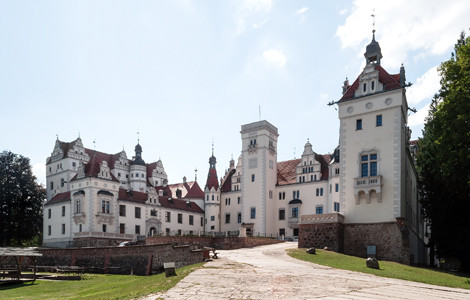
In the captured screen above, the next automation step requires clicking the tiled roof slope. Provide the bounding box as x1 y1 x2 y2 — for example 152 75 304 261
205 168 219 190
220 169 236 192
118 188 147 203
45 191 71 206
159 196 204 214
277 159 301 185
339 65 401 102
185 181 205 198
276 154 330 186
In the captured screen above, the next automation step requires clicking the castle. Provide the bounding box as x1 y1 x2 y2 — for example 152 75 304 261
43 32 426 264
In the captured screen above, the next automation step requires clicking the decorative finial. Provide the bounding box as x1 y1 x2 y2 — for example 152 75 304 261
137 129 140 144
93 139 96 150
212 139 214 156
294 147 296 159
194 168 198 181
371 9 376 36
78 132 80 138
56 134 59 140
307 138 310 143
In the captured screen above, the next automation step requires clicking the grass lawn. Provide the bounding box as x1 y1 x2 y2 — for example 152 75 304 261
0 263 204 300
287 248 470 290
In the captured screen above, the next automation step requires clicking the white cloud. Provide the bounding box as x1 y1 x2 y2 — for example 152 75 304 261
253 18 268 29
263 49 287 67
407 66 440 106
296 7 308 14
408 103 430 127
244 0 272 12
336 0 470 68
32 162 46 186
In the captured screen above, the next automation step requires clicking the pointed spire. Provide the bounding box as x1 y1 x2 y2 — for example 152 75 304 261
364 9 382 65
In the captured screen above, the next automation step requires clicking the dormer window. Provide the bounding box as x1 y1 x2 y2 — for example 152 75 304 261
363 83 367 92
371 81 375 90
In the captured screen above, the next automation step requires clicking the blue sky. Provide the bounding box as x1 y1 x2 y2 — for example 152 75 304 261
1 0 469 186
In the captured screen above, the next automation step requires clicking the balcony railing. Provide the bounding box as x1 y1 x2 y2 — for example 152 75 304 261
354 175 382 188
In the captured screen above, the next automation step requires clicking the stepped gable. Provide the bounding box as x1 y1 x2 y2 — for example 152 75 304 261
45 191 71 206
277 159 301 185
159 196 204 214
220 169 236 192
76 151 119 182
339 65 401 102
118 188 147 203
185 181 205 198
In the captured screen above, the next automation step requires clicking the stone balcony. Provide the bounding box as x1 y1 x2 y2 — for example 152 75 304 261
353 175 383 203
300 213 344 224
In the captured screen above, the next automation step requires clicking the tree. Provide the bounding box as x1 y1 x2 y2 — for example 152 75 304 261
417 31 470 271
0 151 46 246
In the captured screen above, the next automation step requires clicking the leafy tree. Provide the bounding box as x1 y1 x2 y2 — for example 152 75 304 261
417 31 470 271
0 151 45 246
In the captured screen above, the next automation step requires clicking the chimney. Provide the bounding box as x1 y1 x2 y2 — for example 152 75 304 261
183 176 186 183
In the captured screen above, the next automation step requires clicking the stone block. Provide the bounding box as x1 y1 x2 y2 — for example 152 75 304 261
306 247 316 254
366 257 379 269
164 262 176 277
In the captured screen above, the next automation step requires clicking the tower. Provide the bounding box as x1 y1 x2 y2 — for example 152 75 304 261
130 142 147 192
337 30 419 263
204 147 220 232
240 120 278 236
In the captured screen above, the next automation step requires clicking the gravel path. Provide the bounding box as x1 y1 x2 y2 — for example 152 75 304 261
142 242 470 299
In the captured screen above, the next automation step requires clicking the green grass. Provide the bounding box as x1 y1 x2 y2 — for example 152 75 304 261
287 248 470 290
0 263 204 300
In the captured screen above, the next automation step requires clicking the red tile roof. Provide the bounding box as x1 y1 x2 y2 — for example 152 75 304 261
118 188 147 203
159 196 204 214
277 159 301 185
339 65 402 102
276 154 330 186
205 168 219 191
185 181 205 198
45 191 71 206
220 169 236 192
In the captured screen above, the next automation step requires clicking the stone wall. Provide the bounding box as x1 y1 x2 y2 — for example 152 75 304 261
343 222 409 264
146 236 282 250
298 222 344 252
37 244 202 276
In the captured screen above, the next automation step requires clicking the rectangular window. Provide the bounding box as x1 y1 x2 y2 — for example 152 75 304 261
370 161 377 176
210 225 215 230
201 217 204 226
334 202 340 212
371 81 375 90
151 209 157 216
211 215 215 221
62 206 65 217
135 225 140 235
165 211 171 222
316 206 324 215
119 205 126 217
292 207 299 218
135 207 141 219
335 183 339 192
189 215 194 225
61 224 65 234
376 115 382 126
250 207 256 219
79 224 82 232
251 174 255 182
316 188 319 196
165 228 170 235
50 181 53 190
102 224 107 232
48 225 51 235
279 209 285 220
237 213 241 223
363 83 367 92
61 178 65 187
320 188 323 196
225 213 231 224
279 228 285 237
356 119 362 130
120 223 125 234
178 213 183 224
237 197 241 204
48 208 51 219
178 229 182 235
361 163 368 177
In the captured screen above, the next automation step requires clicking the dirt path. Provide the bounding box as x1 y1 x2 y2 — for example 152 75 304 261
143 242 470 299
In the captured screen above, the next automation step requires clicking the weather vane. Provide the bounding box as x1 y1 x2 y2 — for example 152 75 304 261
371 9 376 34
137 129 140 144
194 168 198 181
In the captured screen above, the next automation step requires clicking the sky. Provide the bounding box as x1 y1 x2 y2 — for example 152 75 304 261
1 0 469 187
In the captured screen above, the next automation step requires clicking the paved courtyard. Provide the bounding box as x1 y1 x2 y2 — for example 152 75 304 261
144 242 470 299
